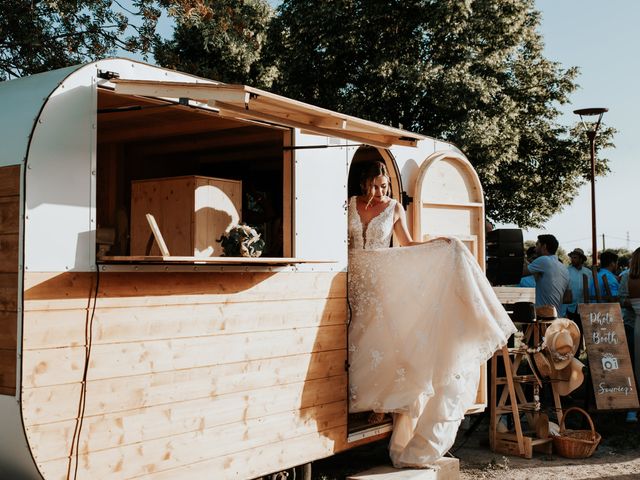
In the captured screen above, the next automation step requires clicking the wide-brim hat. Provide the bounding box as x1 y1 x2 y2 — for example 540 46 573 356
569 248 587 262
545 318 581 369
536 305 557 321
552 357 585 396
528 351 554 385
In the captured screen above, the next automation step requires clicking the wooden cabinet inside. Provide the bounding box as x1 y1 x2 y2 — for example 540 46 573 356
130 175 242 257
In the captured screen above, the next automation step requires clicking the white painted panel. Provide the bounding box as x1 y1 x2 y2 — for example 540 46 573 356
0 396 42 478
0 65 80 168
294 130 348 270
388 139 437 197
95 57 213 84
25 72 96 272
388 138 462 195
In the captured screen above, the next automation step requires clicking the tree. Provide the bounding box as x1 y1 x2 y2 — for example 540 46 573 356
154 0 275 85
0 0 161 81
263 0 615 228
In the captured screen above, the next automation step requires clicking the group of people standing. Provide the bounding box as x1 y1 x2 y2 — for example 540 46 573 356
519 235 640 421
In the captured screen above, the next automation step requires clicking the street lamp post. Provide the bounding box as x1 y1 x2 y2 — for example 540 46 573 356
573 107 608 268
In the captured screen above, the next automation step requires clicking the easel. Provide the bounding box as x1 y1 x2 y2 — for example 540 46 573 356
489 304 563 458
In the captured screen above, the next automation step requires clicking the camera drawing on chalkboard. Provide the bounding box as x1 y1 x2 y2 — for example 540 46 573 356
602 354 619 371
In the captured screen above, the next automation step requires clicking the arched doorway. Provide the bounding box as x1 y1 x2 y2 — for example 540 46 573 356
348 146 402 202
347 146 403 247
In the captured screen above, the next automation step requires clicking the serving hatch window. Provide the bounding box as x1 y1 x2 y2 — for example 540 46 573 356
95 88 292 263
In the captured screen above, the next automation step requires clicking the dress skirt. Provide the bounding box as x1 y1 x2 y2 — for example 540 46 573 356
348 238 516 467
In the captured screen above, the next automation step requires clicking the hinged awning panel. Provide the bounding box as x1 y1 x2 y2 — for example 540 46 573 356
111 79 425 148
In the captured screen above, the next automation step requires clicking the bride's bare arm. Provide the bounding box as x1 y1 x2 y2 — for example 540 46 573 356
393 202 450 246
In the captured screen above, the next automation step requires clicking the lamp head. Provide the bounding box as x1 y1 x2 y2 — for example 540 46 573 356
573 107 608 116
574 107 608 135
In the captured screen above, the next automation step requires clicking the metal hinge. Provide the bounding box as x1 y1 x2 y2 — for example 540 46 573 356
401 191 413 209
97 70 120 80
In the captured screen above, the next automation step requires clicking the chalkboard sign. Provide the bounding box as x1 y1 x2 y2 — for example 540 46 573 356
579 303 640 410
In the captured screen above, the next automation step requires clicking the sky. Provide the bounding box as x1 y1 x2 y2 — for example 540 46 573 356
129 0 639 253
511 0 640 253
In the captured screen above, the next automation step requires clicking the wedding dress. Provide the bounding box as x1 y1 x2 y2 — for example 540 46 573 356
347 196 515 467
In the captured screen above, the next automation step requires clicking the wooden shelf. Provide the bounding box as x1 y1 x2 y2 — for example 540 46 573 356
99 256 337 265
421 200 483 208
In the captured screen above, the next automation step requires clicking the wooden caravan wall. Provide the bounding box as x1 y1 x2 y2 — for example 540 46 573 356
21 271 348 479
0 165 19 396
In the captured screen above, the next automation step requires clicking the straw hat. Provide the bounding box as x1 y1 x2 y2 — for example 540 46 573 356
536 305 558 320
552 357 585 396
545 318 581 370
528 351 554 384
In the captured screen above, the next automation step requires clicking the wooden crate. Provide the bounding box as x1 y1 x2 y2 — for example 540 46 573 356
131 175 242 257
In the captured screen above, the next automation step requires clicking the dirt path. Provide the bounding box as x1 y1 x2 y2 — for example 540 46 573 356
313 411 640 479
456 432 640 479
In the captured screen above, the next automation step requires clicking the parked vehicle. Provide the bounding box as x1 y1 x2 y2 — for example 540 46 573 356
0 58 485 479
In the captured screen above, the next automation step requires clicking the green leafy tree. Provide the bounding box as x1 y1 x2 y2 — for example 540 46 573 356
155 0 276 85
0 0 161 81
262 0 615 227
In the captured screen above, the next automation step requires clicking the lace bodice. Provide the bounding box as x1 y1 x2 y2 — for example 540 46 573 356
348 196 396 250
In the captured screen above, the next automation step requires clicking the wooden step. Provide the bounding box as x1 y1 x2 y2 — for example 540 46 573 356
495 402 539 414
495 432 553 446
495 374 539 385
492 433 553 459
347 457 459 479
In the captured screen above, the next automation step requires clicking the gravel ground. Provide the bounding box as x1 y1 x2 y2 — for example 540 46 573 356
312 410 640 479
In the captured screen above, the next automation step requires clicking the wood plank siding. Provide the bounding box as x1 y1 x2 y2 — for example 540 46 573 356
22 270 348 479
0 165 19 396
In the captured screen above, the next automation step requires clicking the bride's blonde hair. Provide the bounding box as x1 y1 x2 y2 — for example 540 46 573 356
360 161 391 208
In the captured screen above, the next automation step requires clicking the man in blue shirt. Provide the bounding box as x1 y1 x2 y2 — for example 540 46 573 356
564 248 591 317
523 234 570 313
518 246 537 288
589 251 619 301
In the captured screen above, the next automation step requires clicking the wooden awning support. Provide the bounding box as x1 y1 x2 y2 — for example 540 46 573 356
111 79 425 148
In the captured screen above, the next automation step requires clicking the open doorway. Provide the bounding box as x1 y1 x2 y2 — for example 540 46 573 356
346 146 401 442
347 146 403 248
348 146 402 202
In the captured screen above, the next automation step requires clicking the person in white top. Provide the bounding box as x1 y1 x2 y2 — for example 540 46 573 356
348 161 429 250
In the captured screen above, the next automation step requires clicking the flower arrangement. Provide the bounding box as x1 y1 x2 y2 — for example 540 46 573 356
218 224 265 257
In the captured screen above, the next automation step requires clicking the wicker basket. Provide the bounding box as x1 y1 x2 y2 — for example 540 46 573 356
552 407 601 458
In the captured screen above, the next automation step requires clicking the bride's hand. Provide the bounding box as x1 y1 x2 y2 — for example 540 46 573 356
425 235 451 244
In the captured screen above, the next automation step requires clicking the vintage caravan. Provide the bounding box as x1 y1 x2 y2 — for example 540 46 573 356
0 58 486 479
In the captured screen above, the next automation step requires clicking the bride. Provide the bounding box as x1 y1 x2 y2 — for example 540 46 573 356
347 161 515 468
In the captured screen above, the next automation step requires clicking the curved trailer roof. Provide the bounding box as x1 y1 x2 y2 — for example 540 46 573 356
0 58 427 173
0 65 81 168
